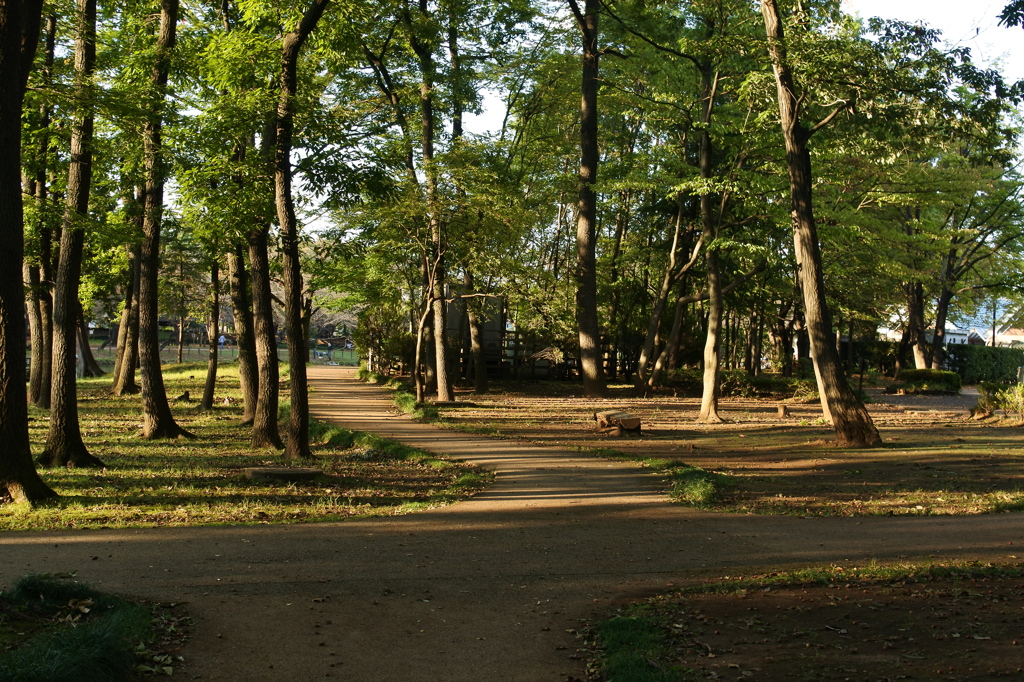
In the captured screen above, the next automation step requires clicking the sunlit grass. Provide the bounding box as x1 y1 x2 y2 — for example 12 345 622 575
6 362 491 531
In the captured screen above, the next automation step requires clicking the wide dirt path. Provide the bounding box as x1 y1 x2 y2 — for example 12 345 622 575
2 366 1021 681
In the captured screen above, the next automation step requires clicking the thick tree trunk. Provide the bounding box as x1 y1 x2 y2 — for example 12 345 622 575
248 224 283 448
0 0 56 504
274 0 328 460
569 0 606 398
39 0 104 469
138 0 192 440
761 0 881 448
200 260 219 410
228 244 257 422
112 243 141 395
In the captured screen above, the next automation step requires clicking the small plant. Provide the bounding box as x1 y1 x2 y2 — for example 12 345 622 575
670 466 727 505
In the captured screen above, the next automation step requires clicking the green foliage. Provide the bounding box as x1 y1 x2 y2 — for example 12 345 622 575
976 382 1024 416
944 345 1024 384
889 369 962 393
0 576 153 682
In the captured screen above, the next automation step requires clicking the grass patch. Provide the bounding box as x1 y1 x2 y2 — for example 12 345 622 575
4 363 490 531
669 466 728 506
0 575 188 681
587 560 1024 681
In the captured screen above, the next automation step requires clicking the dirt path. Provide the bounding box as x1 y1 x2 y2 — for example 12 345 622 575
2 366 1021 681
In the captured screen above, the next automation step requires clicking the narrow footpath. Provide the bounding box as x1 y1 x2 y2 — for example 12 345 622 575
1 366 1020 681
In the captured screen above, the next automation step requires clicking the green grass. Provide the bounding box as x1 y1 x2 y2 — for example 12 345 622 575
5 363 490 531
0 575 164 681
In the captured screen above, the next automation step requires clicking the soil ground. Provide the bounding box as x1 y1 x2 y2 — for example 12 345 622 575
1 367 1021 681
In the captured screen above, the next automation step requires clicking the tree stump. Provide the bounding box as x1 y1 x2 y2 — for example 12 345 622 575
594 410 642 436
777 404 790 418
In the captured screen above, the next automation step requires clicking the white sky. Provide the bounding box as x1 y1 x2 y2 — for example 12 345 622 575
843 0 1023 82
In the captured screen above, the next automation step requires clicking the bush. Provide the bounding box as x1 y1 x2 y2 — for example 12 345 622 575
945 345 1024 384
889 369 961 394
976 381 1024 417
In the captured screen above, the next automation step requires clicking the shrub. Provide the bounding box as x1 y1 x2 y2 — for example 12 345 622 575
945 345 1024 384
889 368 961 394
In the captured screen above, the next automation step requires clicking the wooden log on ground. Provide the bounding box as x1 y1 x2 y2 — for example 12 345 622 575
777 404 789 418
594 410 642 436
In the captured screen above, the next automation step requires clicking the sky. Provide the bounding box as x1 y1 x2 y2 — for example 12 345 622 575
843 0 1023 82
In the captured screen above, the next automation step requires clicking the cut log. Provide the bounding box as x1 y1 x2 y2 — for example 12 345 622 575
594 410 642 435
777 404 790 418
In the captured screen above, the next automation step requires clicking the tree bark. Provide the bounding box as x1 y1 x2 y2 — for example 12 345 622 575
137 0 192 439
275 0 328 460
24 260 45 404
26 14 56 410
200 259 219 410
568 0 606 398
39 0 104 469
761 0 881 447
930 285 954 370
1 0 59 501
228 244 257 422
112 243 141 395
248 221 283 448
907 281 929 369
77 302 104 377
463 271 488 395
698 250 725 422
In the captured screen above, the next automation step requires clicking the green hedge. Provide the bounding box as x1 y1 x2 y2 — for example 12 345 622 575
892 368 962 393
944 345 1024 384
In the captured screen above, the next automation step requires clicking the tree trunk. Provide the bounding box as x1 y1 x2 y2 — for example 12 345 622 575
698 251 725 422
138 0 192 440
907 281 929 369
26 14 56 410
761 0 881 448
463 271 488 395
39 0 104 469
200 260 219 410
228 244 257 422
24 260 45 404
112 243 141 395
636 197 690 387
275 0 328 461
0 0 57 504
569 0 606 398
930 286 953 370
248 223 283 448
176 315 184 363
77 302 104 377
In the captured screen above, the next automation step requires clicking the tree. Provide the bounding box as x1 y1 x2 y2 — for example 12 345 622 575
137 0 193 439
760 0 881 447
567 0 606 398
0 0 58 504
275 0 330 461
39 0 105 470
